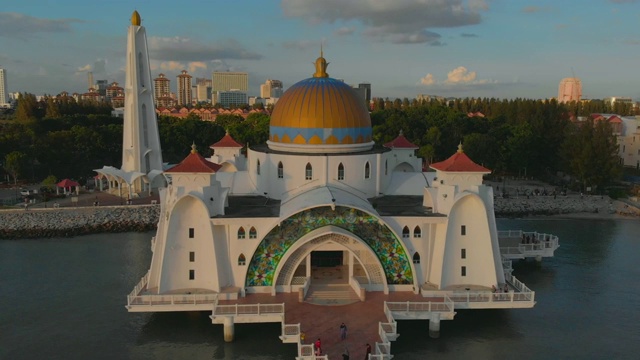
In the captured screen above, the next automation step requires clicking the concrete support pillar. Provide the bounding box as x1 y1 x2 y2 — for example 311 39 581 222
535 255 542 263
223 316 234 342
429 313 441 339
306 255 311 277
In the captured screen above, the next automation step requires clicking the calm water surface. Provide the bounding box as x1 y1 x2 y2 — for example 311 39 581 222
1 219 639 359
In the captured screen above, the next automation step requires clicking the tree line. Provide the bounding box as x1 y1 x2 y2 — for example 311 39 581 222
1 94 623 193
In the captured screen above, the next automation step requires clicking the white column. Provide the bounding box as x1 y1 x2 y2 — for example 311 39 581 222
223 316 235 342
429 313 441 338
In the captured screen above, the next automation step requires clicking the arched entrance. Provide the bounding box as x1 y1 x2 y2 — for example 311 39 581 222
245 206 415 291
274 227 387 291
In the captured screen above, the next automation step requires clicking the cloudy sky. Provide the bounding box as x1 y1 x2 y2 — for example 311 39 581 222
1 0 639 100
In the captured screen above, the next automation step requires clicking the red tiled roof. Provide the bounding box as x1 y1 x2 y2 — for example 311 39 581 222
608 116 622 123
211 132 244 148
165 149 222 173
430 145 490 173
383 131 418 149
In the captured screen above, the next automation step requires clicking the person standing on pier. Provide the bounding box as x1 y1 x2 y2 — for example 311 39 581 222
340 322 347 340
315 338 322 355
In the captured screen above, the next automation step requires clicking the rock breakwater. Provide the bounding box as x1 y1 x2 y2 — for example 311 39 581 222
0 205 160 240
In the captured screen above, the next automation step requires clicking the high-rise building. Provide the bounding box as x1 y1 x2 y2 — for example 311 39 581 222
177 70 193 106
217 90 248 108
87 71 94 90
212 72 248 92
96 79 108 96
558 78 582 103
153 73 170 105
0 68 8 107
358 83 371 104
260 79 283 98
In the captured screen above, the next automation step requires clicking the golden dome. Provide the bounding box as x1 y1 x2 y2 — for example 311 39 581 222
131 10 141 26
269 53 372 150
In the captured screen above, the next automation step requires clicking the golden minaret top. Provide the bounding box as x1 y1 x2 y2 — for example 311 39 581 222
131 11 141 26
313 45 329 78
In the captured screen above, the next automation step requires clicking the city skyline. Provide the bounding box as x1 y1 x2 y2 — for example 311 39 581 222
1 0 639 100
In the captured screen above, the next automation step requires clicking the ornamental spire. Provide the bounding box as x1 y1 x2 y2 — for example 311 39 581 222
191 142 197 154
457 142 464 153
313 45 329 78
131 10 141 26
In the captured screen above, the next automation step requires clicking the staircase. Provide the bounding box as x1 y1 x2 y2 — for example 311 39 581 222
304 283 361 306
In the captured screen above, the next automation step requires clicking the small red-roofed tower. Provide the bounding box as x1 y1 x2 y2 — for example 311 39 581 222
209 131 246 171
383 130 422 174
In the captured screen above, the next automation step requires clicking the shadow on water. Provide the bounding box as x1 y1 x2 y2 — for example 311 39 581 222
393 309 519 357
133 311 296 360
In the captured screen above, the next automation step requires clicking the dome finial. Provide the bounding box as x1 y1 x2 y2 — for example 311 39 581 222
457 142 463 153
399 129 404 136
191 142 197 154
313 44 329 78
131 10 141 26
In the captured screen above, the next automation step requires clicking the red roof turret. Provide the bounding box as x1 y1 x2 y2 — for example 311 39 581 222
430 144 490 173
383 130 418 149
166 144 222 173
210 131 244 148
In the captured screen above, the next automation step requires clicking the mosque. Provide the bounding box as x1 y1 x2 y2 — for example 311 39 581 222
124 11 556 359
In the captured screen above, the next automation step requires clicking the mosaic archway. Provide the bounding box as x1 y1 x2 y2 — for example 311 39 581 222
245 206 413 287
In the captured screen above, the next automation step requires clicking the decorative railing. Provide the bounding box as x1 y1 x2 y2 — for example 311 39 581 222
499 230 559 257
213 303 285 316
126 271 219 307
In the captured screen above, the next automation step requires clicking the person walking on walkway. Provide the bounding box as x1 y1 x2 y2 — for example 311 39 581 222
364 343 371 359
340 322 347 340
342 346 350 360
315 338 322 356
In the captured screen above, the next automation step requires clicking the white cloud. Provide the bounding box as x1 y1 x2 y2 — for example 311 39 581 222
333 27 355 36
0 12 83 39
76 64 91 73
282 39 322 51
420 73 436 85
418 66 496 87
445 66 476 84
188 61 207 73
281 0 486 45
148 36 262 61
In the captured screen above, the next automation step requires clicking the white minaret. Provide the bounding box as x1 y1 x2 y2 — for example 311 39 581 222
122 10 163 176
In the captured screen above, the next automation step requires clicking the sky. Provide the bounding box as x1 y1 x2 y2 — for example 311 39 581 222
1 0 640 100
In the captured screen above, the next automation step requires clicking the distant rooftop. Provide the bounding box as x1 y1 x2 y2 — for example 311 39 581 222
216 195 281 218
369 195 442 217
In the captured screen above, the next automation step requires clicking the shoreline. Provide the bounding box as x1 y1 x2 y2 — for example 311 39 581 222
0 196 638 240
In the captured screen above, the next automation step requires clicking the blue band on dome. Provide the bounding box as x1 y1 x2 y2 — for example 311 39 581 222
270 126 372 144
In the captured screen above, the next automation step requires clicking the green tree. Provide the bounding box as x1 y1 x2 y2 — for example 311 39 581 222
4 151 27 184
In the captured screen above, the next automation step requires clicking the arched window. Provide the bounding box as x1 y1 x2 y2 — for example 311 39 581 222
402 226 410 238
413 252 421 264
237 227 245 239
385 160 388 175
414 226 422 238
256 160 261 175
305 163 312 180
277 162 283 179
238 253 246 266
249 226 257 239
338 163 344 180
364 161 370 179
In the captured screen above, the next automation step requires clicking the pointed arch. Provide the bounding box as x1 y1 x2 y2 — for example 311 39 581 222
249 226 257 239
338 162 344 180
413 252 421 264
413 226 422 238
402 226 410 238
238 253 246 266
277 161 283 179
256 159 261 175
364 161 371 179
237 226 246 239
305 162 313 180
385 159 388 175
